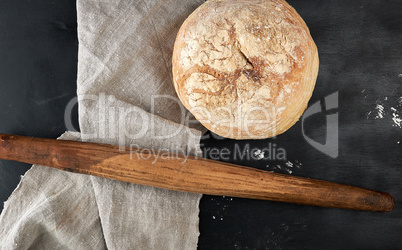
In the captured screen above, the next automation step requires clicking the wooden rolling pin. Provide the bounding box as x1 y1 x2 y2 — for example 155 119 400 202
0 133 394 212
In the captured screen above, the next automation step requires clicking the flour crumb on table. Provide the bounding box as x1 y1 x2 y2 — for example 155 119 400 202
366 97 402 128
253 149 265 160
374 104 385 119
391 107 401 128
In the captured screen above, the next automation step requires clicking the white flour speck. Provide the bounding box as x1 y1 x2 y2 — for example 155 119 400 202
392 112 401 128
390 106 401 128
375 104 385 119
267 160 302 174
294 160 302 169
367 98 402 128
285 161 293 168
253 149 265 160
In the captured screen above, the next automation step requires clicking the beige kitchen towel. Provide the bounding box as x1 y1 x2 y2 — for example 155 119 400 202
0 0 207 249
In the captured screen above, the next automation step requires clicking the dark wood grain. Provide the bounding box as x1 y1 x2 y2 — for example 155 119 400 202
0 133 394 212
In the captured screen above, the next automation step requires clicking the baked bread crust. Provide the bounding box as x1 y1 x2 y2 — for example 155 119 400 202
172 0 319 139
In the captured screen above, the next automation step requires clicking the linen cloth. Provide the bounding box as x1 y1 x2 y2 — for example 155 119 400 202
0 0 206 248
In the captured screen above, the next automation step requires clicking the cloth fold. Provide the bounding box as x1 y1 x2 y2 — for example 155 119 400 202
0 0 206 249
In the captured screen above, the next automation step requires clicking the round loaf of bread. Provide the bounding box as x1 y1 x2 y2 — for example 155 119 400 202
172 0 319 139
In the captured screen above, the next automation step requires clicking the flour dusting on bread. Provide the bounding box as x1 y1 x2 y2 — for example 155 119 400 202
173 0 319 139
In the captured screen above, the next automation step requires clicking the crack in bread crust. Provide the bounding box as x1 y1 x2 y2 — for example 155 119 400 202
172 0 319 139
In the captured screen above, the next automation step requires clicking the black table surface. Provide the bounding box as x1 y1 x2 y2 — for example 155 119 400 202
1 0 401 249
